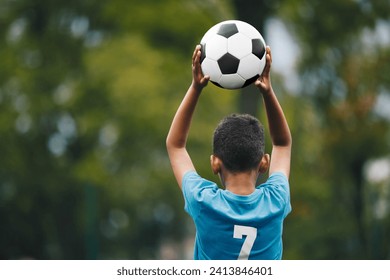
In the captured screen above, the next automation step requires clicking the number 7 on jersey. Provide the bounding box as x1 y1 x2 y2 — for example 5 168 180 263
233 225 257 260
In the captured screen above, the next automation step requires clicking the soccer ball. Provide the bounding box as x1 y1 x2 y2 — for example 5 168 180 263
200 20 266 89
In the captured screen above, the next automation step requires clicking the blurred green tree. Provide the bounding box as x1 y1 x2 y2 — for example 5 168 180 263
279 0 390 259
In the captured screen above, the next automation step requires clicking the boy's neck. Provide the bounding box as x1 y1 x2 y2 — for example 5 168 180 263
221 170 259 195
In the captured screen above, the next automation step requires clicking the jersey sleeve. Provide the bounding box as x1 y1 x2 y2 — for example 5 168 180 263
182 171 219 220
261 172 292 218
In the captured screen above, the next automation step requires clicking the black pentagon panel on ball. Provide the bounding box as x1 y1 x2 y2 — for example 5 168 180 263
218 53 240 74
211 81 224 88
217 23 239 38
252 39 266 60
200 43 206 63
242 75 260 88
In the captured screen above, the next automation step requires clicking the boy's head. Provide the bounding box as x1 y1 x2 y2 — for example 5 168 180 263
212 113 265 173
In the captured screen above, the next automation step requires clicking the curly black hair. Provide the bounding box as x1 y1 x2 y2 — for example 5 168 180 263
213 114 265 172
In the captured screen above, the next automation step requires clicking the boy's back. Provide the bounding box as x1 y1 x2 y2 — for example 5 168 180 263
183 171 291 260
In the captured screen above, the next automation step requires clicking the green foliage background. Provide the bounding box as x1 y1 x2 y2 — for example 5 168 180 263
0 0 389 259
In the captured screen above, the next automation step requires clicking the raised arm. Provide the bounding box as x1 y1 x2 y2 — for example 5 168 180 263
166 45 209 189
255 46 292 178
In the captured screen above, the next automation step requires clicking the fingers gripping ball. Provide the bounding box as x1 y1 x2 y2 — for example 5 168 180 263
200 20 266 90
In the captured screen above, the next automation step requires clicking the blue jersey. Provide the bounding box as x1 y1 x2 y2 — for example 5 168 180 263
182 171 291 260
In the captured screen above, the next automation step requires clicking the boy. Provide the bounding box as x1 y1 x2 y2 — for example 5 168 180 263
166 45 292 260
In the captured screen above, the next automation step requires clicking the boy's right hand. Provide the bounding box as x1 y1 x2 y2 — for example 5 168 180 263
255 46 272 94
191 45 210 90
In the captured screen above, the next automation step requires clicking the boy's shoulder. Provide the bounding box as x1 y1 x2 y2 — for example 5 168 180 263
183 171 289 198
258 172 290 193
182 171 219 192
262 172 289 185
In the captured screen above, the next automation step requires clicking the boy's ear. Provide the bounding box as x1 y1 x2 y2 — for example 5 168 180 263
258 153 270 174
210 155 222 175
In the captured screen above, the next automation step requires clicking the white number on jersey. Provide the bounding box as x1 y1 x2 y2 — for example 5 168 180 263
233 225 257 260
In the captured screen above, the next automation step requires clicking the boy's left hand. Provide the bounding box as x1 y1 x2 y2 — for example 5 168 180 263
192 45 210 90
